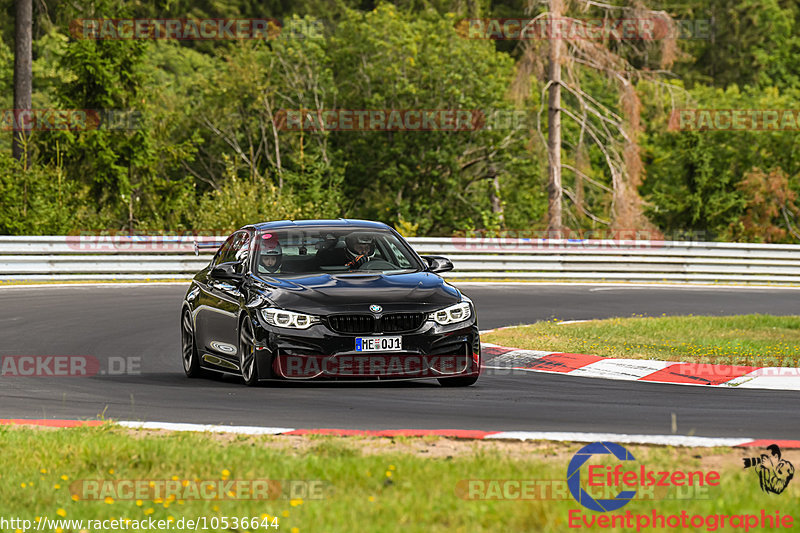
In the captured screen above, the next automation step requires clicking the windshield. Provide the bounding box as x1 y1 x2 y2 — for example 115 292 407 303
253 228 424 277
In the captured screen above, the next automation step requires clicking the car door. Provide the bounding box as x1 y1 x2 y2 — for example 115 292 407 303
193 233 234 356
196 230 251 368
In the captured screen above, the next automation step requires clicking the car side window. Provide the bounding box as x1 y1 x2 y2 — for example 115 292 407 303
212 234 236 267
214 231 251 266
220 232 250 264
384 239 413 268
233 232 251 263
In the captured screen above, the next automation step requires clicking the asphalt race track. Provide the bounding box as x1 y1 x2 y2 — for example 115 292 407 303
1 283 799 439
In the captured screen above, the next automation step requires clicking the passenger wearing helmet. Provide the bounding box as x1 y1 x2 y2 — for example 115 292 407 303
259 234 282 273
345 233 376 269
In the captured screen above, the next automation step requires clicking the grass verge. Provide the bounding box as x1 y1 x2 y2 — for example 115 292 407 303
482 314 800 366
0 425 791 532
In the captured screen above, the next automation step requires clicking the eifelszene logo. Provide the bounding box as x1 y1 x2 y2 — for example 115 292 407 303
743 444 795 494
566 442 720 512
567 442 637 512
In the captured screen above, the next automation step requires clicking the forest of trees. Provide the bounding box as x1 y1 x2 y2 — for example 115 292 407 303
1 0 798 241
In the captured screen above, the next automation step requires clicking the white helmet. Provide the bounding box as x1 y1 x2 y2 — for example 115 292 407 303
259 234 282 273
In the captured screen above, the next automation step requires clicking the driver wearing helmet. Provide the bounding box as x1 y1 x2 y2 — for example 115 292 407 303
345 233 376 269
259 234 282 273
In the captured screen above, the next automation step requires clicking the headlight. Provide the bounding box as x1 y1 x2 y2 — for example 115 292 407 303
430 302 472 325
261 308 320 329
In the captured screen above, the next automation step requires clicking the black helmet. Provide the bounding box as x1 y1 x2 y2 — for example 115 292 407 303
259 233 282 273
345 232 376 260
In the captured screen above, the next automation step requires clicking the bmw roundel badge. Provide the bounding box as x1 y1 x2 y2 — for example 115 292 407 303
369 305 382 313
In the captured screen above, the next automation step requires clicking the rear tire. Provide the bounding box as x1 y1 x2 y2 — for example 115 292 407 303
181 309 207 378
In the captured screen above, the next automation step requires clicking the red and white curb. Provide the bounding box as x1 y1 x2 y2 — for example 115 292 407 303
482 343 800 390
2 419 799 449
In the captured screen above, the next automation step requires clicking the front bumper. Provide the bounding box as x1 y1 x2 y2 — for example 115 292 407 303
254 318 481 380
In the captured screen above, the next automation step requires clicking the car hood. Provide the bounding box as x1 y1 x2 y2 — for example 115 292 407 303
251 271 461 314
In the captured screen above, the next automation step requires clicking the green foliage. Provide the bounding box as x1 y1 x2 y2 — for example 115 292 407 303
1 0 799 240
192 156 343 232
0 34 12 154
33 16 153 229
0 34 11 98
642 83 800 240
676 0 800 90
0 151 87 234
31 30 74 108
394 217 419 237
30 0 205 232
193 175 301 233
642 131 741 238
328 4 519 234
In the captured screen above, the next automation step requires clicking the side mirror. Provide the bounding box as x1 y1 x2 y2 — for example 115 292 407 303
210 261 244 282
421 255 454 273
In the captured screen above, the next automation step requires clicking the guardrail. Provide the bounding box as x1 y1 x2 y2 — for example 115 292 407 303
0 235 799 283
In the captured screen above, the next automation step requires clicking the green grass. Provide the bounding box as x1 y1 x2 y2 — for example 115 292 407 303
0 425 788 532
483 314 800 366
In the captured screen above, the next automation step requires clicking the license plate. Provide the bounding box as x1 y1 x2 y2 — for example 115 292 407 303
355 336 402 352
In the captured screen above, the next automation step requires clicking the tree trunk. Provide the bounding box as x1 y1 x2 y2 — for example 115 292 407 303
575 138 588 218
488 165 504 225
12 0 33 166
128 165 134 234
546 0 563 235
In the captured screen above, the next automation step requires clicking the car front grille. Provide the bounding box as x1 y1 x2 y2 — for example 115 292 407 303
327 315 376 334
381 313 426 333
327 313 425 334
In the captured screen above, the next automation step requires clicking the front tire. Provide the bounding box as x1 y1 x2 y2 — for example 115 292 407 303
181 309 207 378
239 317 262 387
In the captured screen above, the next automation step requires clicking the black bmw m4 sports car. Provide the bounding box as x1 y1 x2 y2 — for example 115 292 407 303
180 219 481 386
